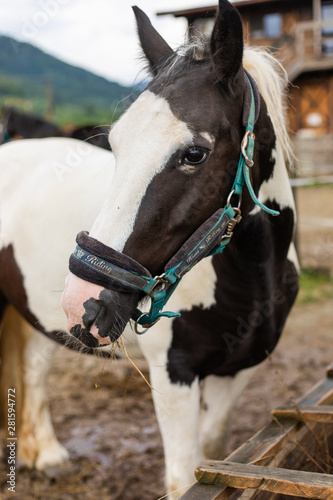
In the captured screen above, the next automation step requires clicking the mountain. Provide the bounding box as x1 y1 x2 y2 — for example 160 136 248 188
0 35 134 125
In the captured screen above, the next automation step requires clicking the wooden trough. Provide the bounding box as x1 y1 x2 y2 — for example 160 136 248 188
180 363 333 500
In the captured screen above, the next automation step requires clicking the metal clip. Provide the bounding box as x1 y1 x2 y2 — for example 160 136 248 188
226 189 242 209
241 130 255 167
134 312 160 334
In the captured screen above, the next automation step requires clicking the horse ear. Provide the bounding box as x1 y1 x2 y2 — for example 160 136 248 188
211 0 244 83
132 6 174 75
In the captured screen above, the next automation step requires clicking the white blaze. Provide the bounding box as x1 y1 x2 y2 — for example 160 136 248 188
89 91 193 251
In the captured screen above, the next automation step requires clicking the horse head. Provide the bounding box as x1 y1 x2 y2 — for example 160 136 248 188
62 0 280 349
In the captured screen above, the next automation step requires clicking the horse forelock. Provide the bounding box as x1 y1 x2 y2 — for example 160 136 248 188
160 35 211 77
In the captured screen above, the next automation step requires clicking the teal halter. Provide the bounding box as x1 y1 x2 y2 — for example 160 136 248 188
70 74 279 335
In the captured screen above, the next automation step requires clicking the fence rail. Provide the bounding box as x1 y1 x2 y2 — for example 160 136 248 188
180 364 333 499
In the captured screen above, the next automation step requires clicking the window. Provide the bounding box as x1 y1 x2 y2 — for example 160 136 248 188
264 13 283 38
322 2 333 52
322 3 333 35
250 13 282 39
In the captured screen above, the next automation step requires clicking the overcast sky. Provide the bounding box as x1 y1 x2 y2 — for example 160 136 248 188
0 0 219 86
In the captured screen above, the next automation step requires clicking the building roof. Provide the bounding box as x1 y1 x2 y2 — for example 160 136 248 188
157 6 216 18
157 0 288 18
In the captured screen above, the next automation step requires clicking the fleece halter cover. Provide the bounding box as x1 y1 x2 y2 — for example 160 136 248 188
69 72 279 334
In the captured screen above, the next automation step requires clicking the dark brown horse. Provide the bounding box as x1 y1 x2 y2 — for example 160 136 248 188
1 107 110 149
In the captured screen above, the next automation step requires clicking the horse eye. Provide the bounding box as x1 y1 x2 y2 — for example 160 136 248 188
183 147 209 166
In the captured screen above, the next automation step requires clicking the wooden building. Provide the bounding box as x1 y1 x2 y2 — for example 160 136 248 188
158 0 333 136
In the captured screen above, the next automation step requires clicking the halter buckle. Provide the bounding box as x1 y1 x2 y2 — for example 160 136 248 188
220 208 242 242
241 130 255 167
148 273 169 297
134 273 179 333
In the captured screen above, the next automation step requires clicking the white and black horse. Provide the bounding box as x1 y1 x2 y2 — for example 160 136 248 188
0 1 298 498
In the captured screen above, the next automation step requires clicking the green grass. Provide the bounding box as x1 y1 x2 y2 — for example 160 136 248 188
297 267 333 304
52 104 122 128
0 96 122 128
299 183 333 189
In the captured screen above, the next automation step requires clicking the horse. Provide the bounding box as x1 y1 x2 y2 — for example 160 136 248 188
1 107 111 150
70 124 111 150
0 1 298 498
0 107 62 142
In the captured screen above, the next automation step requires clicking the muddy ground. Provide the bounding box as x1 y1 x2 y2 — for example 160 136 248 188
1 184 333 500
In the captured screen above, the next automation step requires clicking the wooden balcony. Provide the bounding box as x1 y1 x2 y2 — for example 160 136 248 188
269 20 333 81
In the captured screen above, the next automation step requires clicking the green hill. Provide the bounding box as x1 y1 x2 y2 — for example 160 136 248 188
0 35 134 126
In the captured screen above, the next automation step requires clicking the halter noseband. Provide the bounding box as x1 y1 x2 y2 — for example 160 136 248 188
69 73 279 335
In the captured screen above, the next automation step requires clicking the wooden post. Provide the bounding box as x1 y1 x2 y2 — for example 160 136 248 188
313 0 322 58
313 0 322 22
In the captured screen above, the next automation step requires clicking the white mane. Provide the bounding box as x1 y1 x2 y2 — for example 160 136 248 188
243 45 295 169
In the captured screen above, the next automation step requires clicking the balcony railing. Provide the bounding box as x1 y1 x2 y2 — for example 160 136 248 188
269 20 333 80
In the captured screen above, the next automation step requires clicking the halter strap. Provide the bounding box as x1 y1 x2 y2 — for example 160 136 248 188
242 69 260 127
234 74 280 217
69 72 280 334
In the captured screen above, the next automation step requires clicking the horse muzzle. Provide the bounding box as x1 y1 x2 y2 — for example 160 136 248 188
61 273 138 347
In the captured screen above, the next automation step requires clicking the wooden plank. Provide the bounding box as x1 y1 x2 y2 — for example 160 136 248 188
294 377 333 406
179 375 333 500
249 424 333 500
228 378 333 467
272 405 333 423
177 483 238 500
195 461 333 499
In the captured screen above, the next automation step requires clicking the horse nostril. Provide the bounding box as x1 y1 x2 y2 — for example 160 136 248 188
82 296 119 340
78 289 140 344
82 298 105 331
